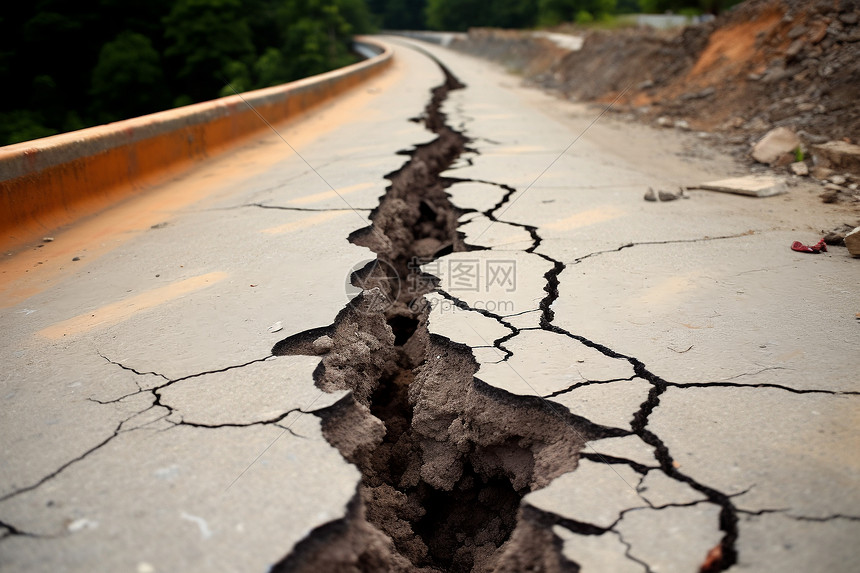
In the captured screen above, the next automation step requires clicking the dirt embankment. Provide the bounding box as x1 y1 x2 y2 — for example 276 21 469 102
450 0 860 144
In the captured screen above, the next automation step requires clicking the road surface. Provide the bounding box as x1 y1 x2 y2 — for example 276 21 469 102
1 37 858 572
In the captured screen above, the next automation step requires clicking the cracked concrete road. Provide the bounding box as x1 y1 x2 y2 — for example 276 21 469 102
1 37 859 572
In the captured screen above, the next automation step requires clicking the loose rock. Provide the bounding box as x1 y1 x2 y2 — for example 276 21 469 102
822 224 857 246
312 335 333 354
790 161 809 176
751 127 801 165
845 227 860 257
820 190 839 203
811 166 834 180
812 141 860 174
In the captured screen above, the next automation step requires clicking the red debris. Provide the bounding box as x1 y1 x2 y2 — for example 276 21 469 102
791 238 827 253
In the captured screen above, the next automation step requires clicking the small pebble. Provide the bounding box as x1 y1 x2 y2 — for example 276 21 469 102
312 335 333 354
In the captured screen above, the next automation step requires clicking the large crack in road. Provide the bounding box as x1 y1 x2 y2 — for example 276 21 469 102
264 44 802 571
2 40 858 573
270 57 622 572
263 46 752 572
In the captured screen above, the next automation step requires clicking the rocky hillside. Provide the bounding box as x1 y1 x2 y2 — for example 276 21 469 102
450 0 860 144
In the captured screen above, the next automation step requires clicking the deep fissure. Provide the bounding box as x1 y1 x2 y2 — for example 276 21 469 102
269 46 749 573
271 57 604 572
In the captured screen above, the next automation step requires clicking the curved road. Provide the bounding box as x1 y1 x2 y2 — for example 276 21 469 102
1 37 858 572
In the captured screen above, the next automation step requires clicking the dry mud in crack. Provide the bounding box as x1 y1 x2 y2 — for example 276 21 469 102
269 55 614 572
270 49 746 572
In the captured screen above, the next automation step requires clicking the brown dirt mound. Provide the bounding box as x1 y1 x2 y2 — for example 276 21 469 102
450 0 860 142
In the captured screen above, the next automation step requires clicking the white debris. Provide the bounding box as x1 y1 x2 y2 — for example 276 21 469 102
531 31 584 51
67 518 98 532
180 511 213 540
693 175 788 197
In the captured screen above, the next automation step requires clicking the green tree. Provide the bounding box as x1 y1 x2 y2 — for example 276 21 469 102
1 0 376 145
426 0 537 30
338 0 376 33
427 0 482 30
0 110 58 145
163 0 255 101
538 0 616 26
639 0 741 14
219 60 253 96
90 32 168 122
253 47 291 88
368 0 428 29
275 0 359 80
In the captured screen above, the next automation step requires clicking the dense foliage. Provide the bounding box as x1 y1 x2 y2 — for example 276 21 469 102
2 0 740 145
0 0 372 145
420 0 739 30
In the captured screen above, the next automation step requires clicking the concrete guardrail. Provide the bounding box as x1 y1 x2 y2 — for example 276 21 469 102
0 36 393 249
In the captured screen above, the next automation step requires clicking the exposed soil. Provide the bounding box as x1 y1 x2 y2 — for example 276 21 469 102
270 57 619 572
450 0 860 144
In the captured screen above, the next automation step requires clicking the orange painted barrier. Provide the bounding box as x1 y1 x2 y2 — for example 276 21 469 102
0 37 392 250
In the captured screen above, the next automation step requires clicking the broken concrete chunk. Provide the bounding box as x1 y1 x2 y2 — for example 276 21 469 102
790 161 809 176
844 227 860 257
423 291 510 348
812 141 860 175
637 470 706 507
694 175 787 197
549 377 651 430
554 527 645 573
588 435 658 468
524 459 647 528
312 335 333 354
615 504 723 573
751 127 801 165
